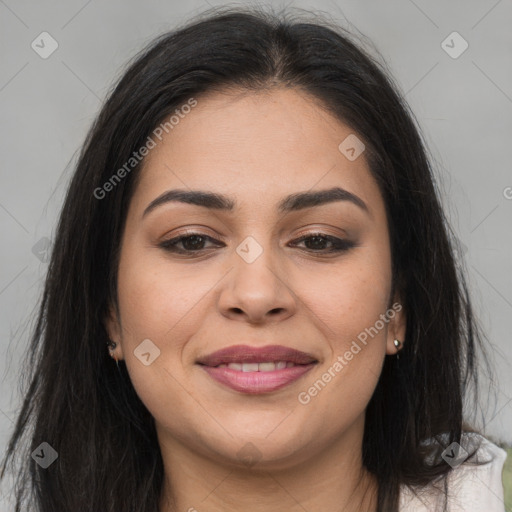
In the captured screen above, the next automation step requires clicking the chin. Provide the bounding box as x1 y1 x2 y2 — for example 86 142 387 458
193 426 321 472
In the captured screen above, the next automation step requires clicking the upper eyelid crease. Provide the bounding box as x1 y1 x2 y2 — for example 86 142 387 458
142 186 370 219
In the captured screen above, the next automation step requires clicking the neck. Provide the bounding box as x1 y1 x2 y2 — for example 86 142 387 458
158 415 378 512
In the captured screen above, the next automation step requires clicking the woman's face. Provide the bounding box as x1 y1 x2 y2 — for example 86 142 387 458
106 87 406 469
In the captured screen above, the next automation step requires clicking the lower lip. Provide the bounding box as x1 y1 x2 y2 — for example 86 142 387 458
199 364 316 394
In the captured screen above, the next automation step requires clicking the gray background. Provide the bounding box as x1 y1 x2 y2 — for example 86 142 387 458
1 0 511 504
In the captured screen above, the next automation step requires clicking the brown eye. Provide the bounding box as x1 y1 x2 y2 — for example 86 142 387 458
290 233 356 253
159 233 224 254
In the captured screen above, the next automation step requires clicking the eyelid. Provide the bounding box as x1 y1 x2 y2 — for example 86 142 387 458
162 226 226 242
293 225 349 239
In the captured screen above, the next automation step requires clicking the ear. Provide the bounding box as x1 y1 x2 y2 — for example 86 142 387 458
385 294 406 356
104 303 125 359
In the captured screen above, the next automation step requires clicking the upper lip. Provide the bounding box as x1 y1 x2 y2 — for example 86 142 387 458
196 344 317 367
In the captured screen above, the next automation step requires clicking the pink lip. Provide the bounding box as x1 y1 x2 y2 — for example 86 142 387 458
201 364 316 394
196 344 317 366
196 344 317 394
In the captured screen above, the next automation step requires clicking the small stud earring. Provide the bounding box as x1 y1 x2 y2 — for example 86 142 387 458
107 340 119 368
393 339 403 361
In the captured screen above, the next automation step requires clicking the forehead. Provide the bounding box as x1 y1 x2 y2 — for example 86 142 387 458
129 87 384 219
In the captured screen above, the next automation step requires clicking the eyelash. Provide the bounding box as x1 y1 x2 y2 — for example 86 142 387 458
158 232 356 256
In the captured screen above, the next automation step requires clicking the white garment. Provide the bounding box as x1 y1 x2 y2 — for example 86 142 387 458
399 433 508 511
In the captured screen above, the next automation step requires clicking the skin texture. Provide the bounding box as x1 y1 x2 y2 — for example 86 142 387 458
105 87 406 512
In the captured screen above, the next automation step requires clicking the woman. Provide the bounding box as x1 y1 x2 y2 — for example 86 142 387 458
0 6 507 512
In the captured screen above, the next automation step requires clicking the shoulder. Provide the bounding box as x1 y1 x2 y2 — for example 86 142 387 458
399 433 508 512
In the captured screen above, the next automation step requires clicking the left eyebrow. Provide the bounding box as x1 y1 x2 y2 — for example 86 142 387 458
142 186 370 218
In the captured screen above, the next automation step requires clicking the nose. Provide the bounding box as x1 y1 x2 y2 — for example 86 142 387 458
217 244 297 324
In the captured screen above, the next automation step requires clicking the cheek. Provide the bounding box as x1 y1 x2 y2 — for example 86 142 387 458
293 265 390 441
116 246 213 345
303 253 392 347
295 244 392 412
114 252 211 430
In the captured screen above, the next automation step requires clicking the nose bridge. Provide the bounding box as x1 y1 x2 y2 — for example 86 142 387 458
218 231 296 322
233 232 282 293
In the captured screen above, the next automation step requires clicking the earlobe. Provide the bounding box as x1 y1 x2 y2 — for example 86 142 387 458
385 297 406 355
104 305 124 359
